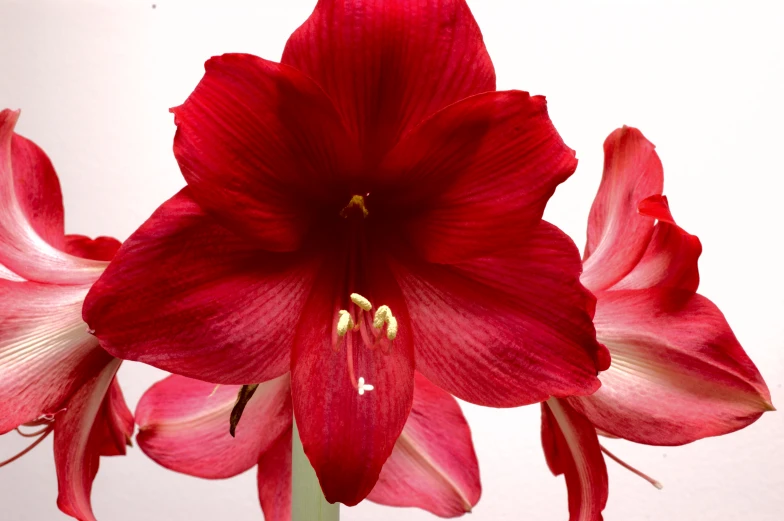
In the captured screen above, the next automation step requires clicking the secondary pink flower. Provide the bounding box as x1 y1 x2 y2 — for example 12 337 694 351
541 127 773 521
0 109 133 521
83 0 606 504
135 372 481 519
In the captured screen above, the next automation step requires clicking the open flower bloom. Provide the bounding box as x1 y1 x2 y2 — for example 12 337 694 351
136 372 480 519
0 109 133 521
541 127 773 521
83 0 607 503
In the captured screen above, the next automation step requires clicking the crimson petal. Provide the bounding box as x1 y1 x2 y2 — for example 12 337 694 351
64 235 122 262
541 399 608 521
581 127 664 293
368 372 481 517
392 221 606 407
291 254 415 506
171 53 360 251
570 290 773 445
135 374 291 479
381 91 578 263
257 429 293 521
84 190 321 385
282 0 495 160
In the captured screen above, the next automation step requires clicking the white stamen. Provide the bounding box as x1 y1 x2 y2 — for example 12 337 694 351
357 377 374 396
386 315 398 341
337 309 354 337
350 293 372 311
373 305 391 329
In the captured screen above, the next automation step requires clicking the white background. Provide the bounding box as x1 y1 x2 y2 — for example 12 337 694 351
1 1 783 520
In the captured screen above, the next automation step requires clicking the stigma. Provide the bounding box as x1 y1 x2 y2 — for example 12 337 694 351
334 292 398 396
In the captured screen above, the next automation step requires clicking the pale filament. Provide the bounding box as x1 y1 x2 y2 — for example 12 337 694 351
335 293 399 395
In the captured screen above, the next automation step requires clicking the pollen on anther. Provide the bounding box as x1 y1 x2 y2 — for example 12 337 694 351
350 293 372 311
386 315 398 341
357 377 374 396
337 310 354 337
373 305 391 329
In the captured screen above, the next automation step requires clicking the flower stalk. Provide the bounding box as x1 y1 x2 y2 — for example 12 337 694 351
292 420 339 521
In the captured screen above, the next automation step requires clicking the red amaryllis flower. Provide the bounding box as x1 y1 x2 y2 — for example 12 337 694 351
83 0 607 503
135 371 480 519
0 109 133 521
541 127 773 521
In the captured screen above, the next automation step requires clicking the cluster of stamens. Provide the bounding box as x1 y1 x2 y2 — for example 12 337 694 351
334 292 398 396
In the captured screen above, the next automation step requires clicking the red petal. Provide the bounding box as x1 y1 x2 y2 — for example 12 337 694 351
64 235 122 262
0 110 106 285
136 374 291 479
84 190 321 384
581 127 664 292
171 53 359 251
291 254 415 506
392 221 605 407
381 91 577 263
611 195 702 292
0 281 108 433
54 357 123 521
90 377 133 457
282 0 495 159
368 372 480 517
570 290 773 445
257 429 292 521
541 399 608 521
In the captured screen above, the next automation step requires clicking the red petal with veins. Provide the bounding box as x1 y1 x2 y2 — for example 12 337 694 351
380 91 578 263
392 221 605 407
291 253 415 506
610 195 702 292
171 53 360 251
581 127 663 293
0 281 108 433
541 399 607 521
282 0 495 159
90 377 133 457
571 290 772 445
0 109 107 285
257 429 293 521
64 235 122 262
136 374 291 479
368 372 481 517
54 357 125 521
84 190 321 384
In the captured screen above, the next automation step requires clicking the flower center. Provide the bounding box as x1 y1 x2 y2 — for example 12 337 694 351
333 292 398 396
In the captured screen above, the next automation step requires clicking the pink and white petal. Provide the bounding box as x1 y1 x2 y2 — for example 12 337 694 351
291 254 415 506
541 399 608 521
54 357 122 521
0 110 106 285
611 195 702 292
381 91 577 263
570 290 773 445
257 429 292 521
0 280 107 434
581 127 664 293
392 221 606 408
172 53 360 251
282 0 495 159
64 235 122 262
90 377 133 457
136 374 291 479
368 372 480 517
84 190 321 385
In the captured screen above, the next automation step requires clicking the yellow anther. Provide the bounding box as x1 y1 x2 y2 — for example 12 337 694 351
340 194 369 218
373 305 391 329
386 315 398 341
350 293 372 311
337 310 354 337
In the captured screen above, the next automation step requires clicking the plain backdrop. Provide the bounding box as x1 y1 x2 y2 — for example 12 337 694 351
1 1 783 520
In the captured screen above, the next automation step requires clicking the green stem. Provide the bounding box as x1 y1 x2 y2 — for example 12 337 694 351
292 420 340 521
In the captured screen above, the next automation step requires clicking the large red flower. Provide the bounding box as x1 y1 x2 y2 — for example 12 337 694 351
541 127 773 521
0 109 133 521
135 372 481 519
83 0 606 504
